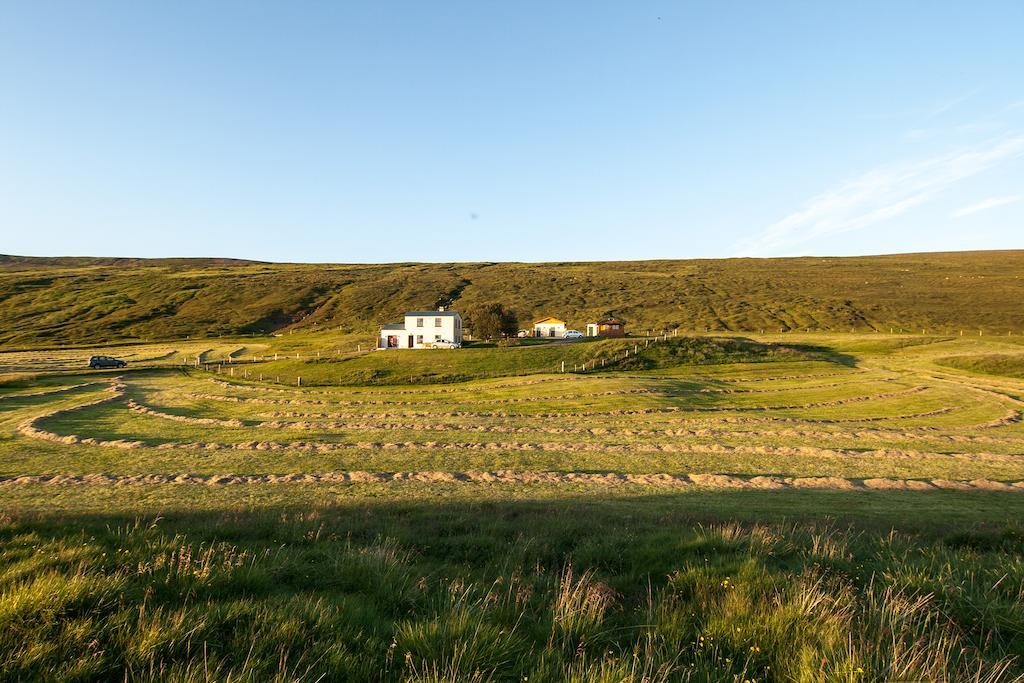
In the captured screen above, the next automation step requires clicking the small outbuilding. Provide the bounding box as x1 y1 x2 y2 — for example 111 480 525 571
533 317 566 338
588 317 626 338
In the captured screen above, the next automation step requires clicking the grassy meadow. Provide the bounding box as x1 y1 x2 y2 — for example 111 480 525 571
2 330 1024 681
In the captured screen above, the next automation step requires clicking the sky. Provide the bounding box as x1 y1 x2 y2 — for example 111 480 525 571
1 1 1022 263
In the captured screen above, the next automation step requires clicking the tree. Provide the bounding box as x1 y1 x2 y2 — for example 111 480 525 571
466 304 519 340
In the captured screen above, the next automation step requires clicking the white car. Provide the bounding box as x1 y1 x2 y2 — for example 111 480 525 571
562 330 584 339
429 340 461 349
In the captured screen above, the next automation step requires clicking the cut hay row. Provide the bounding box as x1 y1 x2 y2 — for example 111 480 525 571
176 386 928 413
116 396 1014 443
18 402 1024 463
207 374 594 395
614 370 864 383
242 418 1024 445
15 381 126 445
258 406 960 424
0 381 105 401
257 406 1015 431
125 399 244 426
1 470 1021 492
182 388 657 406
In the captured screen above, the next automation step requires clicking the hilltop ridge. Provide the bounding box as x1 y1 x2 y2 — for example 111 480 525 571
2 249 1023 345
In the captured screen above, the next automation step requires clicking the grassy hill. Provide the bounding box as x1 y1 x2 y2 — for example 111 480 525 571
937 353 1024 380
243 336 812 386
3 250 1024 346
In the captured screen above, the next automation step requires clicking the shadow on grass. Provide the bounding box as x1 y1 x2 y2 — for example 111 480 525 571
2 488 1023 681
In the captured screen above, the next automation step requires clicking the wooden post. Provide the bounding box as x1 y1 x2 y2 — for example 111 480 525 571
297 376 302 386
561 361 565 373
229 367 234 377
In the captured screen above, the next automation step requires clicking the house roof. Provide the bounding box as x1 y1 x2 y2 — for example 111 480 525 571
533 317 566 325
405 311 461 317
598 317 625 325
381 324 406 330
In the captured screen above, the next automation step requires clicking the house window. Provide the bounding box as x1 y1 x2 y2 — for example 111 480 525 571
434 335 442 342
416 335 423 344
435 318 442 327
416 318 424 327
612 324 619 329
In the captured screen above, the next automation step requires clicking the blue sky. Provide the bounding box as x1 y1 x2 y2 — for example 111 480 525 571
1 2 1022 263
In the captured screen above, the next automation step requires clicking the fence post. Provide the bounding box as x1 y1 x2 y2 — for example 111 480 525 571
561 361 565 373
297 376 302 386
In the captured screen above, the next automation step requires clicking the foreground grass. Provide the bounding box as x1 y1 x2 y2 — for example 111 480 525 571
2 486 1023 682
3 334 1024 680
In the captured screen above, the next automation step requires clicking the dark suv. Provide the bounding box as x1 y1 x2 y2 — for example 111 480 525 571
88 356 127 369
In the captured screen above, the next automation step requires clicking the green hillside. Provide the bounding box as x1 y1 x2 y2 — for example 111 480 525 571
2 250 1024 346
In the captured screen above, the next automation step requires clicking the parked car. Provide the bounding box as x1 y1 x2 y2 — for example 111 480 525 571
428 340 461 349
88 356 127 369
562 330 584 339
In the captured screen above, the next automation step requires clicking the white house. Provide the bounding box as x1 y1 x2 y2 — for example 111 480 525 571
533 316 566 338
378 310 463 349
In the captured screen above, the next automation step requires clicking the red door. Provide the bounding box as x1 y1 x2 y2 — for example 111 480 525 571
408 335 414 348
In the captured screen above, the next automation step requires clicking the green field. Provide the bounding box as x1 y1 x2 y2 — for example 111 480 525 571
2 331 1024 681
4 250 1024 345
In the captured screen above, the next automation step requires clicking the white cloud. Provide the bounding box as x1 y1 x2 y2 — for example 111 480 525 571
926 90 978 118
951 195 1021 219
733 134 1024 256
